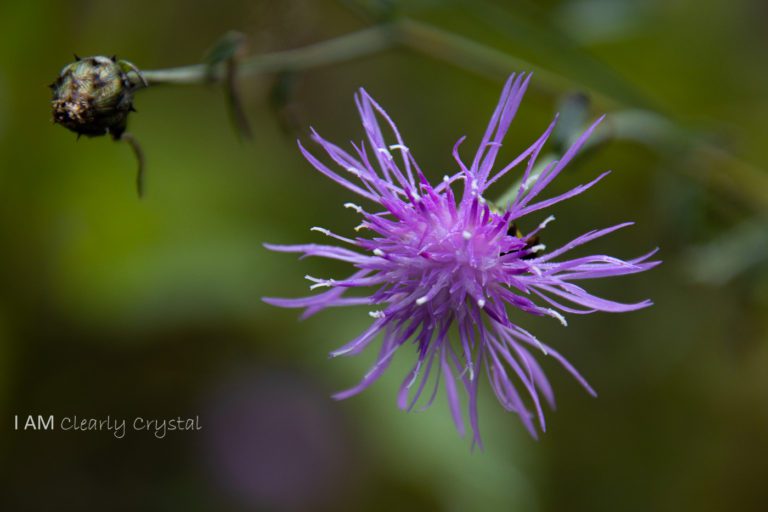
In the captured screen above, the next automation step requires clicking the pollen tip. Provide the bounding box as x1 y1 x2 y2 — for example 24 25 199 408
308 277 334 290
416 296 428 306
344 202 362 213
548 309 568 326
540 215 556 229
532 336 548 355
477 298 486 308
373 248 384 257
462 230 472 240
310 226 330 235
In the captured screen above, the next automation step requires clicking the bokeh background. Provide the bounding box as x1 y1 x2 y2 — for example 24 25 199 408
1 0 767 510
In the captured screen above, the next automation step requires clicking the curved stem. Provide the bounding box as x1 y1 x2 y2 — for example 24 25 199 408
138 18 768 213
142 24 398 85
119 133 145 198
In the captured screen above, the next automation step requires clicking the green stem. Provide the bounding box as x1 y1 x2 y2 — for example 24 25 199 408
396 19 573 97
141 24 397 85
138 18 768 213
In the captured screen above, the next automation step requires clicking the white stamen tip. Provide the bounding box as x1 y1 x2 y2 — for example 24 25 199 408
416 296 428 306
344 202 363 213
354 223 368 232
477 299 486 308
539 215 556 229
368 310 385 319
532 336 548 355
443 175 450 183
346 166 362 176
310 226 330 236
460 363 475 381
377 147 393 160
373 248 385 257
548 309 568 326
529 244 546 253
389 144 409 152
478 196 487 205
305 275 334 289
309 279 335 290
462 230 472 240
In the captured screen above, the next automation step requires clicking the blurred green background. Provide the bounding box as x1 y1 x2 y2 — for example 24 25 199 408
1 0 767 510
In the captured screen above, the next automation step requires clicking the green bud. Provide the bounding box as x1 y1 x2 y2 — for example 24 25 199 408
50 55 146 139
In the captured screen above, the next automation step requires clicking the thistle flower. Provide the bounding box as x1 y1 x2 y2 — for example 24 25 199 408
265 73 659 446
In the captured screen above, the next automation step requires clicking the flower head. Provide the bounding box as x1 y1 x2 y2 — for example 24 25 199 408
50 55 147 140
265 73 659 446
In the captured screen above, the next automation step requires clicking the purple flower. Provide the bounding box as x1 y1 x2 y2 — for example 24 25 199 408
265 73 659 446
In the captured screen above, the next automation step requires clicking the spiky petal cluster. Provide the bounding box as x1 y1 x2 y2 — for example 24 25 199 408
265 73 659 446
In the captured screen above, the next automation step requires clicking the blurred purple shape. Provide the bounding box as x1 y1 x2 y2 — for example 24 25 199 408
202 367 356 510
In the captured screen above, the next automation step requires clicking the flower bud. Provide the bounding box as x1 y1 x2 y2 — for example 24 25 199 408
50 55 144 139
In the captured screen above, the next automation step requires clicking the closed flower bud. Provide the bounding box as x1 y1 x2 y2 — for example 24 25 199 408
50 55 146 139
